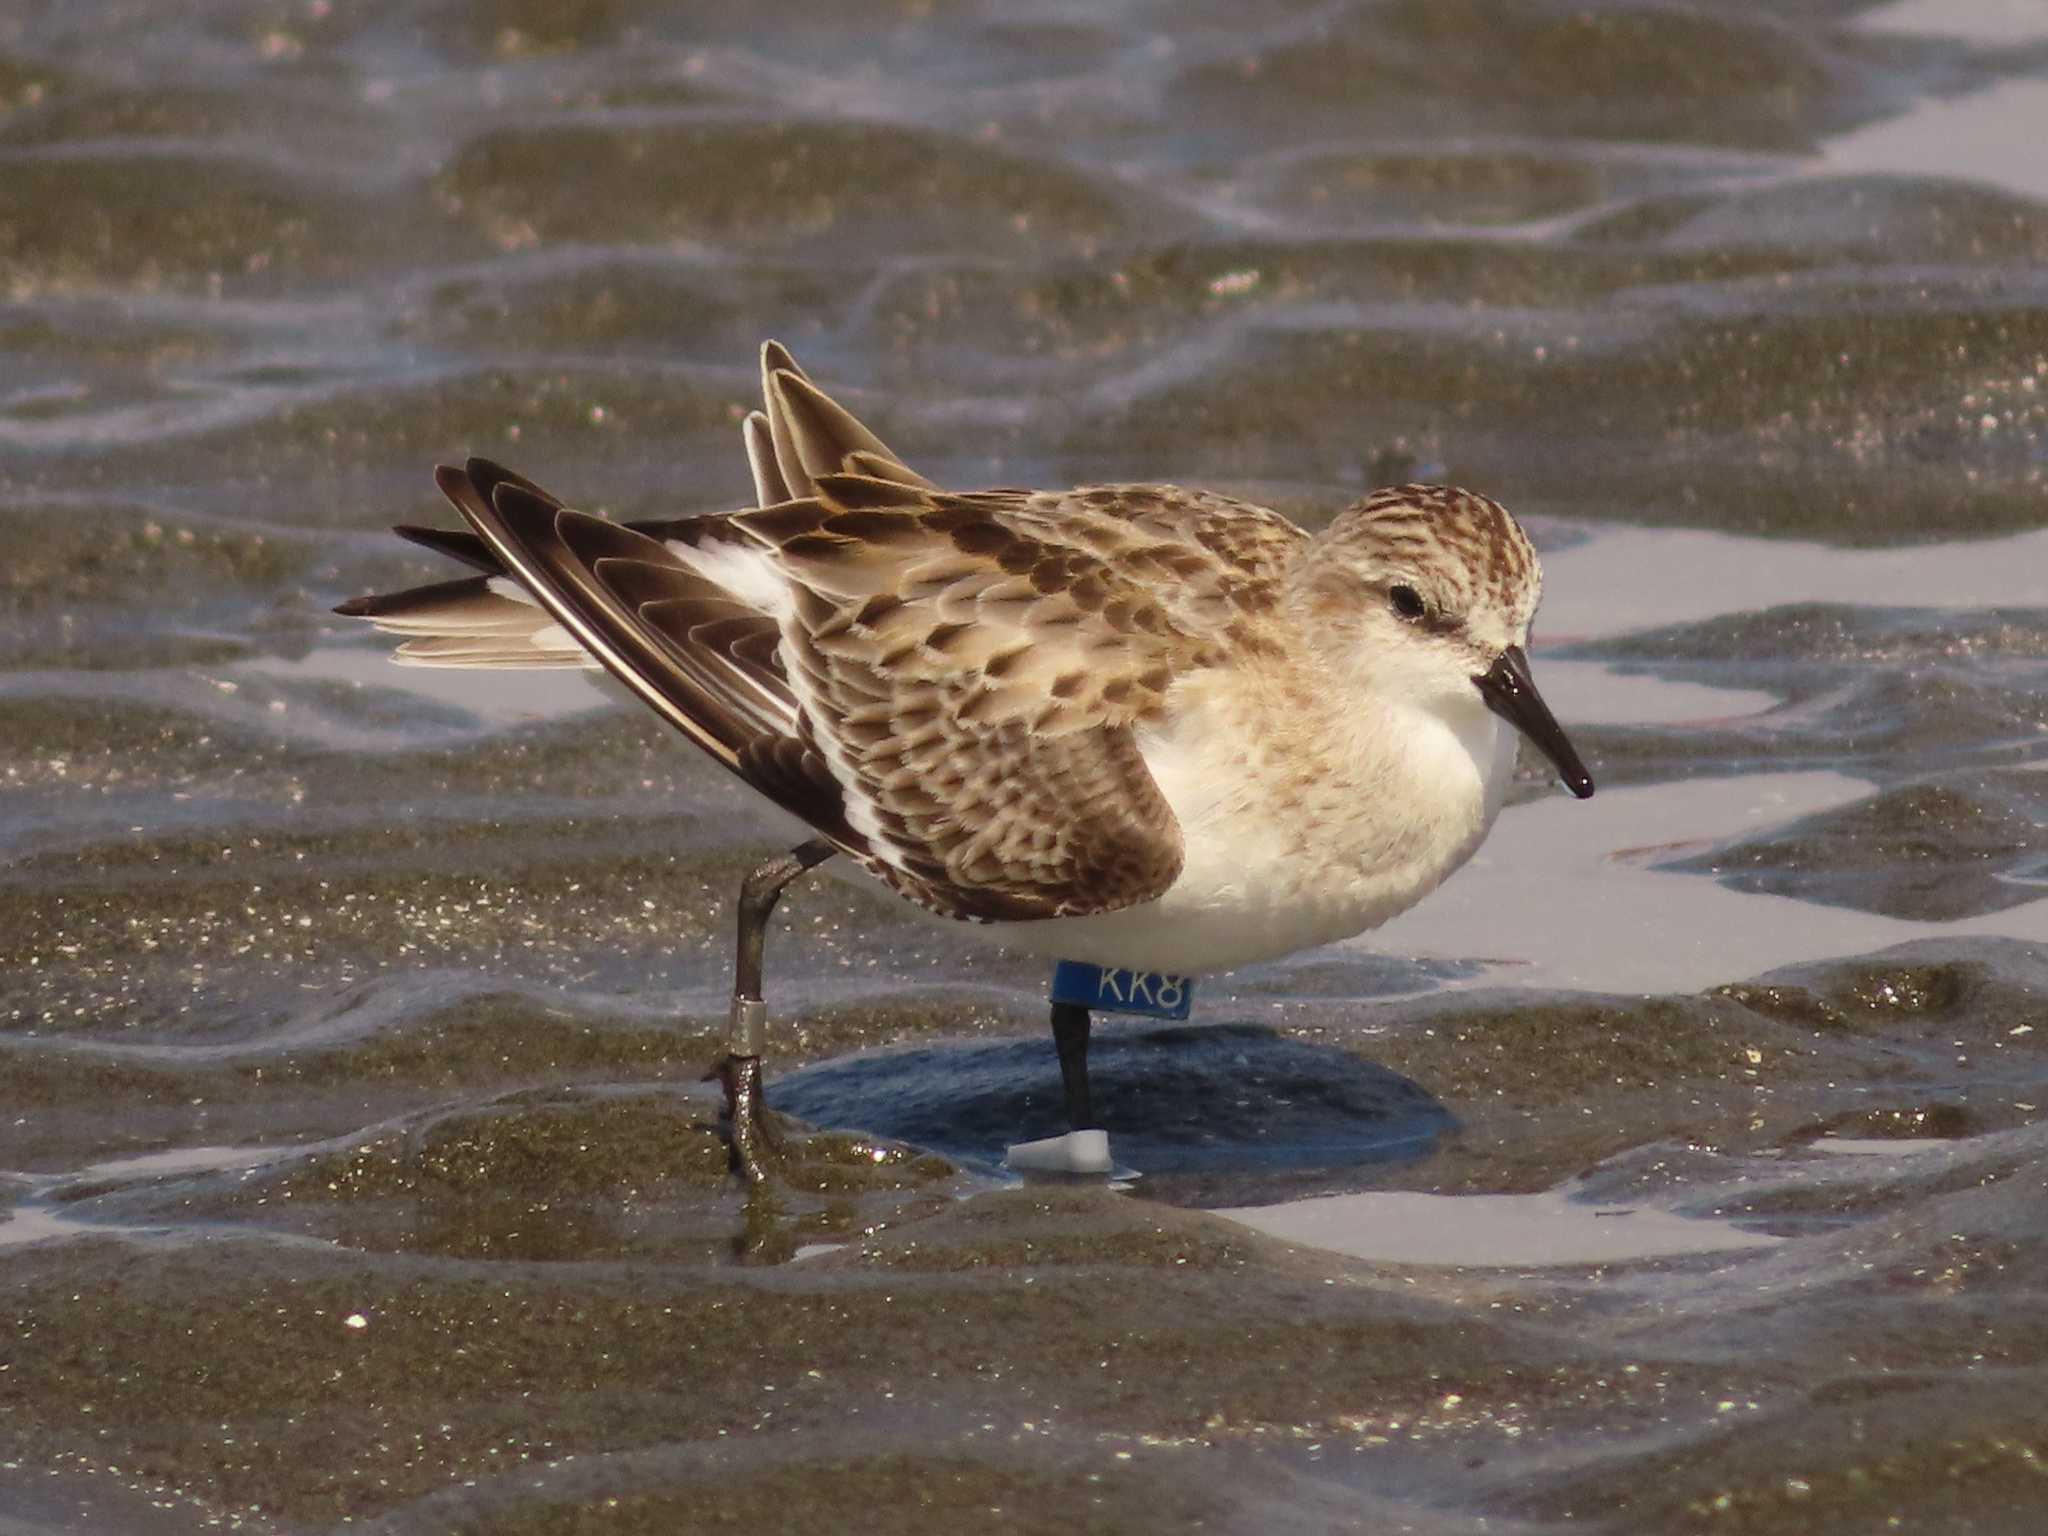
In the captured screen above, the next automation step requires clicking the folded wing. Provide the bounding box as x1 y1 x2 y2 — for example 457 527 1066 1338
333 346 1325 923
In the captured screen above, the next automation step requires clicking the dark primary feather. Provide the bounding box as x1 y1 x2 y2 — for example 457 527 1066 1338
392 524 497 573
332 573 488 619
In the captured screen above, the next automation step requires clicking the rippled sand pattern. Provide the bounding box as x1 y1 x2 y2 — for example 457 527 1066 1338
3 3 2048 1532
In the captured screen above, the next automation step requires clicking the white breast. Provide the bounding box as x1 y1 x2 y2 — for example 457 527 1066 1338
982 683 1516 976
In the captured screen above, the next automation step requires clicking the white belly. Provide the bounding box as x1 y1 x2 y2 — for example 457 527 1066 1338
980 692 1519 975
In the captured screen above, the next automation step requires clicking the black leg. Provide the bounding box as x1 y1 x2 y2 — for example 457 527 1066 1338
1051 1000 1096 1131
717 1053 779 1186
711 837 835 1182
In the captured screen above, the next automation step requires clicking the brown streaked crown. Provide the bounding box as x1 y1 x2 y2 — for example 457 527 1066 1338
1312 483 1542 639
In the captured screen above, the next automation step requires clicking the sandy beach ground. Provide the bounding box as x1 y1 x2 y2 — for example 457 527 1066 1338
3 2 2047 1530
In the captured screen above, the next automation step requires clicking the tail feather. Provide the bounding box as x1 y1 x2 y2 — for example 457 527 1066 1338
391 636 589 669
340 571 594 668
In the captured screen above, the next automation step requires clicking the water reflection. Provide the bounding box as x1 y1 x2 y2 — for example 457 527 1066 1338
1221 1185 1780 1267
1365 770 2048 993
1824 77 2048 203
1859 0 2048 47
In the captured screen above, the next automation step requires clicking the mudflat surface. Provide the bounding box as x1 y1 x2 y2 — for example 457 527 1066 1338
4 2 2048 1531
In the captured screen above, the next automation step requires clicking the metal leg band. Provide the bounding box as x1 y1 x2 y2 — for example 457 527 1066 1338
728 995 768 1058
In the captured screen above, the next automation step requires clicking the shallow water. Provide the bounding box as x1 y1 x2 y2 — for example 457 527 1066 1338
3 2 2047 1532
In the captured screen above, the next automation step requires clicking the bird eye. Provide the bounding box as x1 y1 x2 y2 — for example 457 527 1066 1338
1389 584 1426 622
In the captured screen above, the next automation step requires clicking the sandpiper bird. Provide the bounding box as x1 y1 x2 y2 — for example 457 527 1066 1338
337 343 1594 1180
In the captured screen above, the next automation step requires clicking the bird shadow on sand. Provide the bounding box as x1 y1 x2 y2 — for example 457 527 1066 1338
773 1022 1454 1204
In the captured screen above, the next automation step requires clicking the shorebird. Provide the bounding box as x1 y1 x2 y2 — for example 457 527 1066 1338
337 343 1594 1180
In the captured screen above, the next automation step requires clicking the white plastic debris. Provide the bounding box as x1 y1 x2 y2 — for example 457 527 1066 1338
1005 1128 1113 1175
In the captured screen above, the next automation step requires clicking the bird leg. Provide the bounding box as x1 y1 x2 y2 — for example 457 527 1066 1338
711 837 836 1182
1051 1000 1097 1131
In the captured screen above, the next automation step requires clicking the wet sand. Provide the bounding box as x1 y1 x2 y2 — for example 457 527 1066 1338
3 2 2047 1531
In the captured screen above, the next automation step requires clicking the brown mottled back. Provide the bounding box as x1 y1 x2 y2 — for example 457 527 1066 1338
727 476 1305 918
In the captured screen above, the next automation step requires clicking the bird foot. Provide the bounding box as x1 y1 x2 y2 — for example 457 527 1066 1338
706 1052 785 1184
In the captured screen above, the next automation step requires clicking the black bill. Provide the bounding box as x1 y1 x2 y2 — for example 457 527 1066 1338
1473 645 1595 799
